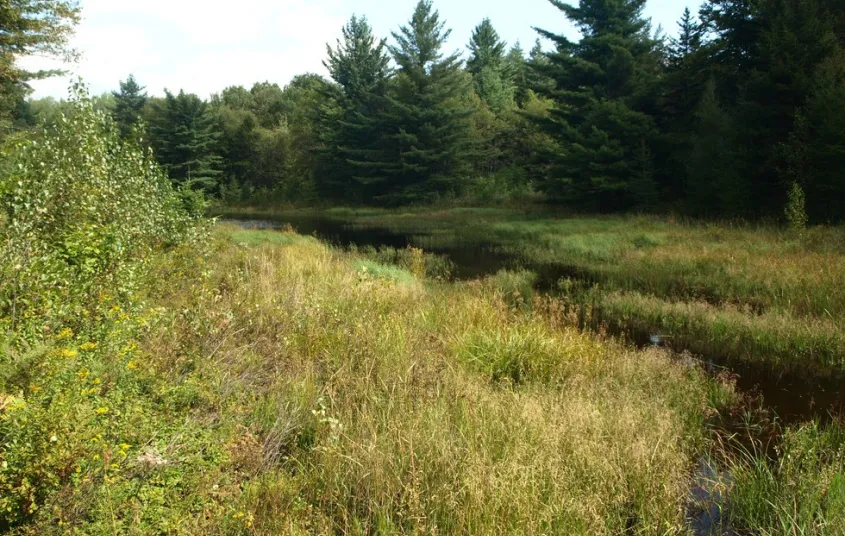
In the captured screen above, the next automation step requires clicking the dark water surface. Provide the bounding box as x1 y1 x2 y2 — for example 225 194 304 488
220 213 844 425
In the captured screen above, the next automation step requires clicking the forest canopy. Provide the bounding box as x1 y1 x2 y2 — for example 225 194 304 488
7 0 845 222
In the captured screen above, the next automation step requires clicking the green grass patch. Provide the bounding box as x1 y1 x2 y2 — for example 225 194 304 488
228 228 318 248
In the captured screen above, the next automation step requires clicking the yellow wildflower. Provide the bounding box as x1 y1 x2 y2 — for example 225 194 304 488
59 349 78 359
57 328 73 340
126 361 139 370
95 407 109 415
79 342 97 352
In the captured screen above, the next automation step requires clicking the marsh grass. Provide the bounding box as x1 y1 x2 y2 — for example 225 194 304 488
5 223 842 534
721 422 845 535
226 207 845 376
196 227 721 533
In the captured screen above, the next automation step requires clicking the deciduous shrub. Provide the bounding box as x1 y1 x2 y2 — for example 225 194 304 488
0 83 200 338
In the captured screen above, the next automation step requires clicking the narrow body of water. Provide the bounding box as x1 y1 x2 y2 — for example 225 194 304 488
221 214 844 425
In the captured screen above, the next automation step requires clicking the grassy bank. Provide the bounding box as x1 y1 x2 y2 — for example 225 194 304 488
218 206 845 378
2 224 726 534
4 224 844 534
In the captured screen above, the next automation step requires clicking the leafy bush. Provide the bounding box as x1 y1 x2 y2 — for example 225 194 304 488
785 181 809 231
0 83 198 337
0 85 205 528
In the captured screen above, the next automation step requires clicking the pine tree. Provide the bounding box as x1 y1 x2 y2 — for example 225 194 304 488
533 0 661 210
506 42 529 106
686 80 746 216
525 39 554 94
783 50 845 222
319 15 392 201
0 0 80 129
112 74 148 139
668 8 704 68
371 0 474 202
467 18 507 75
655 8 709 203
150 90 223 190
467 19 515 113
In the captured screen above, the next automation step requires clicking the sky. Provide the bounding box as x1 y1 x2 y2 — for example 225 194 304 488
22 0 691 100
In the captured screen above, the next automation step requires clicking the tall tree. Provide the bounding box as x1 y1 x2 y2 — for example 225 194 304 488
467 18 507 75
654 8 709 203
319 15 392 201
506 42 530 106
112 74 148 139
372 0 474 202
0 0 80 129
533 0 661 210
150 90 223 190
467 18 515 113
686 79 745 216
773 0 845 222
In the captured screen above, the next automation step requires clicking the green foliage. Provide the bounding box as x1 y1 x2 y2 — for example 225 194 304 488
149 90 223 191
0 84 204 530
366 0 475 203
212 77 325 203
0 83 196 335
785 182 808 231
111 74 147 139
466 18 515 113
317 15 391 201
686 80 747 216
533 0 661 211
0 0 80 129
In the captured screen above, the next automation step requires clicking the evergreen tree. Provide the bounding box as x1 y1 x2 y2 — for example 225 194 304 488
371 0 474 202
467 18 507 75
654 8 709 203
782 49 845 222
319 15 392 201
150 90 223 190
525 39 554 94
112 74 148 139
686 80 746 216
533 0 661 210
506 42 530 106
0 0 80 129
697 0 845 217
467 19 515 113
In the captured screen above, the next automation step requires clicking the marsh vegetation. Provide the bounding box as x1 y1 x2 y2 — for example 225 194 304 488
2 0 845 534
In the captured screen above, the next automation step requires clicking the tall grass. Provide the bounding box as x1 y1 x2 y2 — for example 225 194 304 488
3 224 740 534
724 422 845 535
223 207 845 377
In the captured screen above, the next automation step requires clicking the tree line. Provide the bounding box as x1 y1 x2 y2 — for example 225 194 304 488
5 0 845 222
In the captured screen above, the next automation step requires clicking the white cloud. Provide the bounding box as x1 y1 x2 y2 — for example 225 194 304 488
19 0 684 100
21 0 346 99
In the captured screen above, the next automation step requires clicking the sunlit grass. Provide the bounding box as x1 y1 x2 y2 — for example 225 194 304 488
230 207 845 376
5 222 842 534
